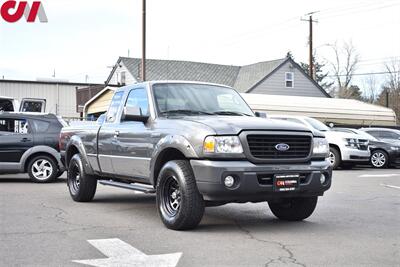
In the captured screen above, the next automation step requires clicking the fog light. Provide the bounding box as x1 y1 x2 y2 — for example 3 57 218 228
320 174 326 185
224 176 235 188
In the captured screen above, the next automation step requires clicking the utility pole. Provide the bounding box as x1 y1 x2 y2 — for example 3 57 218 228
301 12 318 80
386 89 389 108
141 0 146 82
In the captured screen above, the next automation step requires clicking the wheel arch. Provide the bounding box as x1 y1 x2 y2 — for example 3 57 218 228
24 152 59 172
329 144 341 158
20 146 63 172
151 147 188 186
65 136 94 175
150 135 198 186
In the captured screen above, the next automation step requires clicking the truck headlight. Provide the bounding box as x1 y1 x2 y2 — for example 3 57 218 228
313 138 329 158
203 136 243 154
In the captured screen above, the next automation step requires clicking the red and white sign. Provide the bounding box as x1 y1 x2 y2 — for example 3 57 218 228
0 1 48 23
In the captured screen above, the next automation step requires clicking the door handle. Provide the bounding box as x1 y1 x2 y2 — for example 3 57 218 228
21 138 31 143
114 131 120 138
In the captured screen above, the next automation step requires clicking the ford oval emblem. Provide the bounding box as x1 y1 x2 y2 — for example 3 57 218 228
275 143 290 152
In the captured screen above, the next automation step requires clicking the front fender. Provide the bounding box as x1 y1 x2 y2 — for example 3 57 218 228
65 136 94 175
149 135 199 185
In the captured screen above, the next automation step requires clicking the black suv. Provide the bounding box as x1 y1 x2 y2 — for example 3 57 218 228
0 113 66 182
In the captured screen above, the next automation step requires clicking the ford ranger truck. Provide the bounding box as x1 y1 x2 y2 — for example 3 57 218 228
60 81 332 230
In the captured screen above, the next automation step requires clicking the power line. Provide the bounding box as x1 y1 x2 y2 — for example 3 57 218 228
318 0 399 16
328 71 394 77
318 2 400 20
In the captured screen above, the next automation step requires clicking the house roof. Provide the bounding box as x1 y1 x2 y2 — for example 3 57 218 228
234 58 286 92
106 57 330 97
108 57 240 87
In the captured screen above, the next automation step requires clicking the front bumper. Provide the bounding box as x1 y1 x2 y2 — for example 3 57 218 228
341 148 370 162
190 159 332 202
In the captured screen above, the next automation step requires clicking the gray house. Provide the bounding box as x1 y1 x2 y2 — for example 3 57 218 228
106 56 330 98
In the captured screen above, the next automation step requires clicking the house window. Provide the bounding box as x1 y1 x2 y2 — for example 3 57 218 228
285 72 294 88
120 71 126 85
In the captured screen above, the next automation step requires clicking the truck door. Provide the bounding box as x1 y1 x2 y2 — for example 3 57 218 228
0 117 34 163
97 91 125 175
111 87 152 180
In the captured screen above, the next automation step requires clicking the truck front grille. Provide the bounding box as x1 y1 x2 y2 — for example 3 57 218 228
247 135 312 160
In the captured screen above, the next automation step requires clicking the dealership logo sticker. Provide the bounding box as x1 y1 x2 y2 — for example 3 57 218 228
0 1 48 23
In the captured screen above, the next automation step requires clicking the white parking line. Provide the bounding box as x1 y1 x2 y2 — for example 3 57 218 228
380 184 400 190
359 174 400 178
73 238 182 267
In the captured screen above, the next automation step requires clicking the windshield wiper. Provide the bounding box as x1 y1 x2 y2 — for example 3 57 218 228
160 110 213 116
212 111 252 117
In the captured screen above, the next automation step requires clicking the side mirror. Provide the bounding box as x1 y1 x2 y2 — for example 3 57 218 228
122 106 149 123
255 111 267 118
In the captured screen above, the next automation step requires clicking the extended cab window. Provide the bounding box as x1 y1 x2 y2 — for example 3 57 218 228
125 88 149 116
0 118 30 134
106 91 124 122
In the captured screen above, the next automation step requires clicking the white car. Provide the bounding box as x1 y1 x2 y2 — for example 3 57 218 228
269 115 370 169
0 96 46 113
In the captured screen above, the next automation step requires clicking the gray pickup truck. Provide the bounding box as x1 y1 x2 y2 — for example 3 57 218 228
60 81 332 230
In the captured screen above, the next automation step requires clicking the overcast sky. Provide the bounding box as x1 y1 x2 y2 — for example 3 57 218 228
0 0 399 88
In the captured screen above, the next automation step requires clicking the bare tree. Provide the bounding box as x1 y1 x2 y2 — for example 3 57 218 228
384 59 400 92
378 59 400 124
362 75 380 103
327 41 360 98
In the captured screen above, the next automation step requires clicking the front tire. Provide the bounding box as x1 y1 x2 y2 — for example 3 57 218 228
329 147 341 170
370 150 389 168
28 155 58 183
67 154 97 202
268 197 318 221
156 160 205 230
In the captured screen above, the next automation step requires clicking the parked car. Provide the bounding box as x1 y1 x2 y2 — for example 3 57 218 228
0 112 66 182
360 128 400 146
333 128 400 168
269 115 370 169
0 96 46 113
60 81 332 230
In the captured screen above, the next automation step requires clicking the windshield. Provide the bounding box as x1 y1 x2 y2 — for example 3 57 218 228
304 118 330 132
354 130 378 141
153 83 254 117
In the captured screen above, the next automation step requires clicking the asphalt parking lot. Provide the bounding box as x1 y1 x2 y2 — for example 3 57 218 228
1 169 399 267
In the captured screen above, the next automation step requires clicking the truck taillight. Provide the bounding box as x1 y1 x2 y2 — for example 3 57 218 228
59 132 64 151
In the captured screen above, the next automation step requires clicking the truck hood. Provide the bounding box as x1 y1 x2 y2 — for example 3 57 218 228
180 116 315 136
324 131 362 140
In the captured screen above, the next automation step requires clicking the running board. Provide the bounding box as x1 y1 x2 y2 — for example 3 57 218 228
99 180 156 194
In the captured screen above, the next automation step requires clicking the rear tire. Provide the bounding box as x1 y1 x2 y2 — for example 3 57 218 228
28 155 58 183
268 197 318 221
67 154 97 202
156 160 204 230
329 147 341 170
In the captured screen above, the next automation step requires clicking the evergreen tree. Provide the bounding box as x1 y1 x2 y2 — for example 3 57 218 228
301 57 334 92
